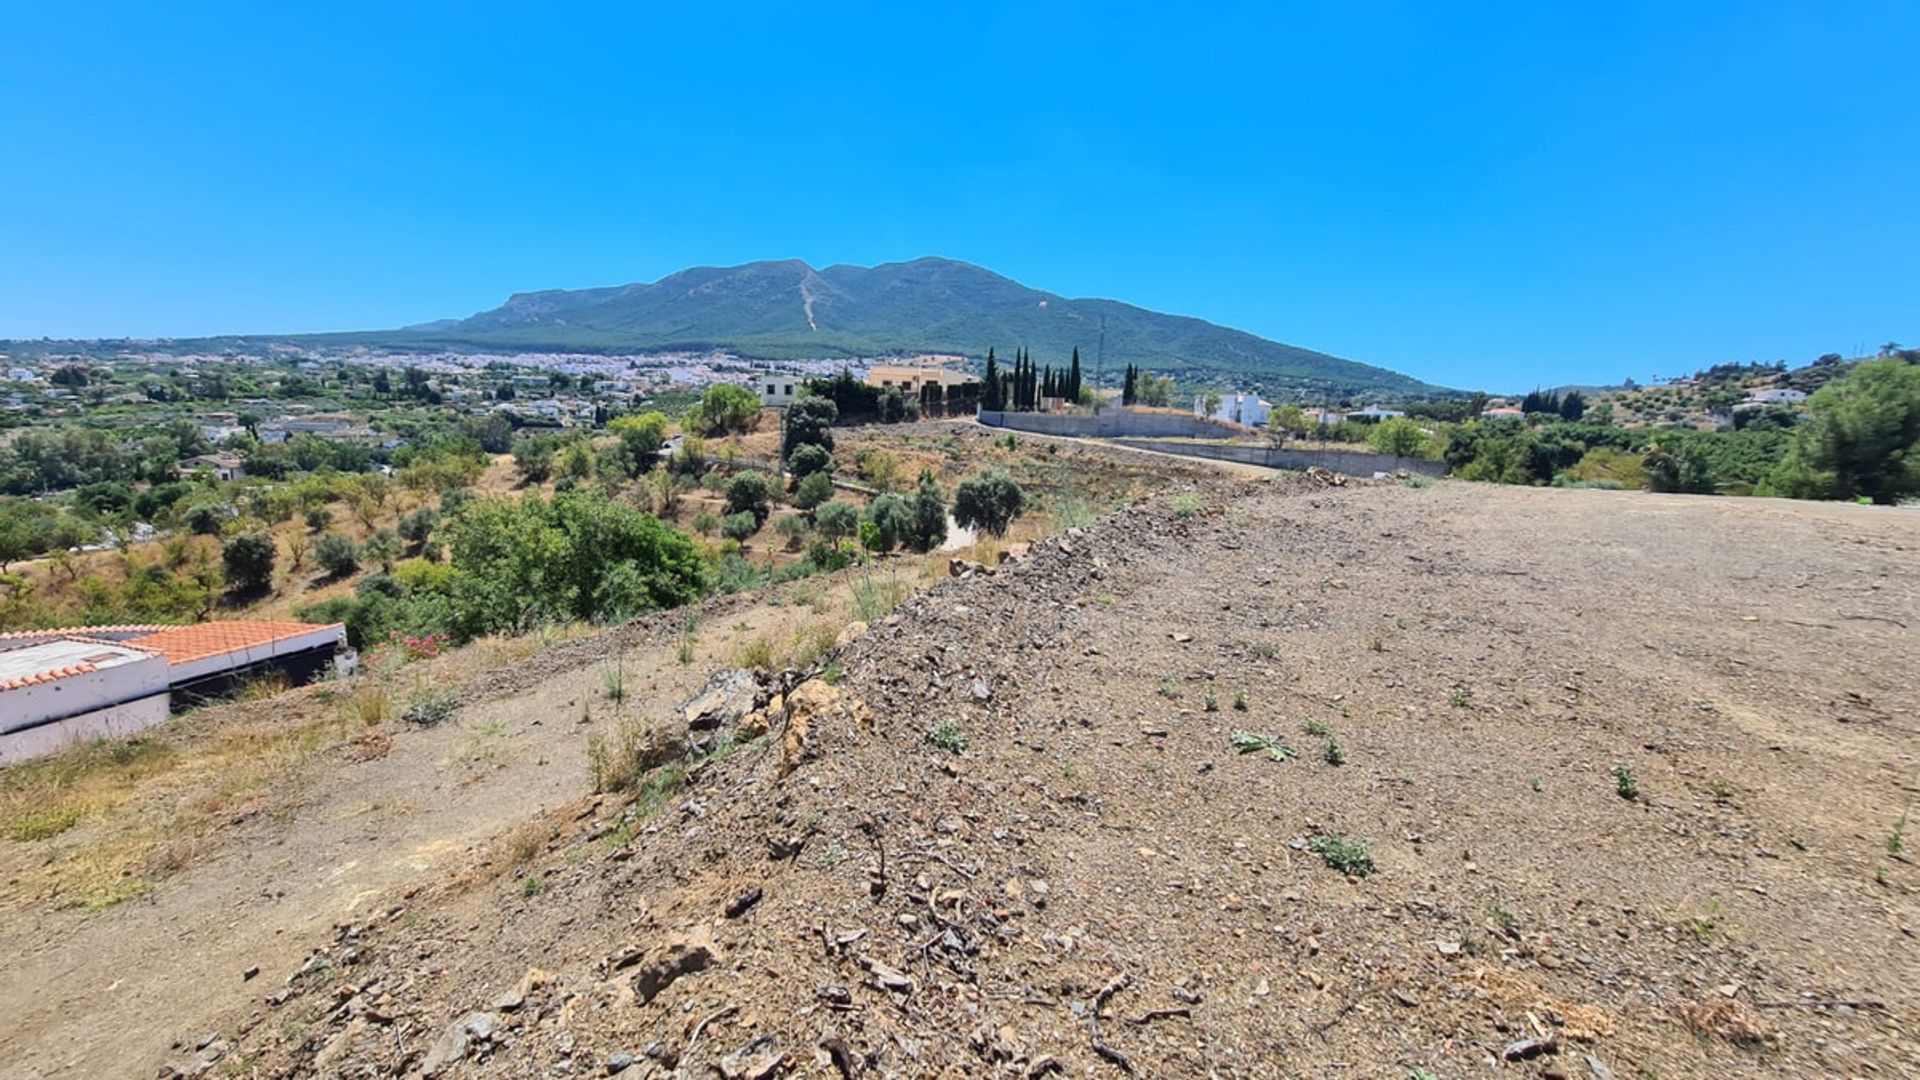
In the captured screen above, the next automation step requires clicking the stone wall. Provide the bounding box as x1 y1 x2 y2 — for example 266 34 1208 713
1109 438 1448 478
976 409 1240 440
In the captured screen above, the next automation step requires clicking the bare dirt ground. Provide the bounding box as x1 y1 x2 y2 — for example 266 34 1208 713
7 473 1919 1079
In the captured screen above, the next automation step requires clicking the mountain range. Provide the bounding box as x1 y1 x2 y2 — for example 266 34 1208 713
371 257 1442 399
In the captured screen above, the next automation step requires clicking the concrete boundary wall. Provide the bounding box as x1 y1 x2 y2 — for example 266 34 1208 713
977 409 1240 440
1109 438 1447 478
0 694 170 766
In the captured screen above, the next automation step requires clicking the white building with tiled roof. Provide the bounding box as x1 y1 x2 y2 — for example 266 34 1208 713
0 621 347 764
0 638 170 764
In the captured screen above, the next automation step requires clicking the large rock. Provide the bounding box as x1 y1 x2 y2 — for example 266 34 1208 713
631 926 717 1005
681 669 761 732
778 679 873 777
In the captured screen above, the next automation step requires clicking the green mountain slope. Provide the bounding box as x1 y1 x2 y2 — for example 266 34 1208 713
380 257 1444 398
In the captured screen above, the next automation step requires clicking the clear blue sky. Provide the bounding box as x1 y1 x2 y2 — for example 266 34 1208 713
2 2 1912 390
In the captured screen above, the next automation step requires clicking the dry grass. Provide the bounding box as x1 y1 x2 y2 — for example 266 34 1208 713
0 687 385 911
734 620 844 672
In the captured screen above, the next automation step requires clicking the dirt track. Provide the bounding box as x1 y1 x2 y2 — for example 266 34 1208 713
6 477 1918 1079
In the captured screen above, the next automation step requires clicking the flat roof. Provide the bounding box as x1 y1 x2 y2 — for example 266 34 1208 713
0 639 157 690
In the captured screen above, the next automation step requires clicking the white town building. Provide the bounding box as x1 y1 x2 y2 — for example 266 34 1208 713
1194 392 1272 428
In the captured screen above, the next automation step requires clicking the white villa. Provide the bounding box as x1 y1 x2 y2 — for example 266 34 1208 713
1195 392 1271 427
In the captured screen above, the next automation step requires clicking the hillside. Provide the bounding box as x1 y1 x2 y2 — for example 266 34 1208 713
342 257 1446 399
4 443 1914 1078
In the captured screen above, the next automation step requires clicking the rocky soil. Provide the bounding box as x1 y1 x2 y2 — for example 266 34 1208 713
66 480 1920 1077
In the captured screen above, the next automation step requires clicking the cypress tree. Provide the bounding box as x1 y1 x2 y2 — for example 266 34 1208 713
1069 347 1082 401
984 348 1001 411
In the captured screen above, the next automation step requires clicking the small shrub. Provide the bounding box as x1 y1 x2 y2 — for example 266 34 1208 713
1230 730 1294 762
403 691 459 727
1156 677 1179 699
1309 833 1375 876
1322 737 1347 766
1485 902 1518 933
734 636 775 671
602 658 627 702
850 574 907 622
1613 761 1640 801
926 719 968 754
1203 686 1219 712
1170 491 1204 517
1303 718 1332 738
788 621 839 668
521 874 544 898
1232 686 1248 711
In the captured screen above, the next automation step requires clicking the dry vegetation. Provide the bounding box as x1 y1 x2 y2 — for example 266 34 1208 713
6 429 1913 1079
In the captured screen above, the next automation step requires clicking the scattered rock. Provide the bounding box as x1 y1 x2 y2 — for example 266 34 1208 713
1502 1033 1560 1061
725 887 764 918
683 668 762 732
631 927 717 1005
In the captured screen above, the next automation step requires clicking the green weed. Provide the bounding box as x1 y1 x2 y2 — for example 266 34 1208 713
1309 833 1375 876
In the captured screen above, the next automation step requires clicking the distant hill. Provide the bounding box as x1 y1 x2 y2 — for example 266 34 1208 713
335 257 1448 399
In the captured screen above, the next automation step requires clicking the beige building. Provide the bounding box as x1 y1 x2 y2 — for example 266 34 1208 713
865 364 973 395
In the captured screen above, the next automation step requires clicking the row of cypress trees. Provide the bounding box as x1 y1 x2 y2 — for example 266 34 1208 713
981 346 1084 412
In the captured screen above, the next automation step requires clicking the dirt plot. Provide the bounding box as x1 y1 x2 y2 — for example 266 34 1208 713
9 478 1920 1079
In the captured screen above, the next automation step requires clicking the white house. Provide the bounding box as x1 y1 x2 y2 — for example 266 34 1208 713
1195 392 1271 428
754 372 806 409
1743 387 1808 405
0 620 349 763
1346 406 1407 422
0 637 170 765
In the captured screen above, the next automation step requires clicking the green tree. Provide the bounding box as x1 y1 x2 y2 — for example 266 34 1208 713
953 469 1025 537
787 443 833 481
608 411 671 474
315 534 362 578
1773 358 1920 504
864 493 914 551
513 439 554 484
906 470 949 551
1267 404 1307 446
814 499 860 541
1367 418 1433 458
1642 438 1717 494
221 532 277 593
397 508 439 553
685 383 761 436
725 471 778 526
365 528 402 573
782 396 838 458
792 469 835 511
558 439 595 480
721 511 760 542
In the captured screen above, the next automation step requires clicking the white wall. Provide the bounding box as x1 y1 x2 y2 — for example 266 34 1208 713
0 694 171 765
2 654 170 731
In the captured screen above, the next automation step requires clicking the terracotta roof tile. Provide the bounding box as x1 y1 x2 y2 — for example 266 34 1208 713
130 621 341 666
0 623 175 643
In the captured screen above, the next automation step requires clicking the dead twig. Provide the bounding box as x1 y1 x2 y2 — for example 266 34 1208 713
907 848 978 879
1753 998 1886 1010
1124 1007 1192 1026
678 1002 740 1071
1088 973 1134 1074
